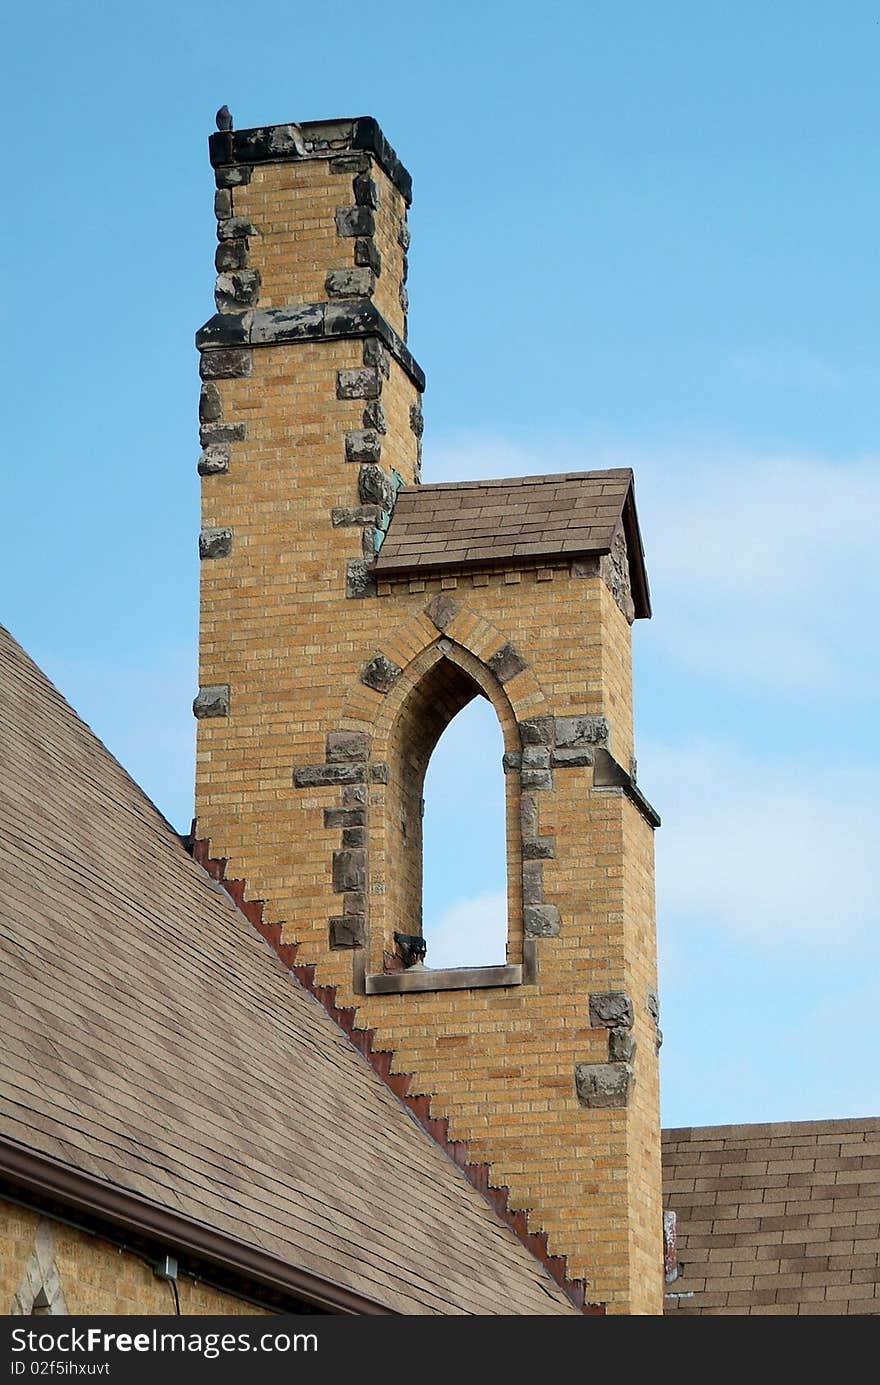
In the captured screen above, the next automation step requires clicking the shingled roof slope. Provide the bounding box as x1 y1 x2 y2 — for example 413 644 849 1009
374 469 650 617
0 625 577 1316
663 1118 880 1315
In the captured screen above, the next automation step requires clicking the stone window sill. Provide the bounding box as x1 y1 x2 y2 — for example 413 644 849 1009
364 963 522 995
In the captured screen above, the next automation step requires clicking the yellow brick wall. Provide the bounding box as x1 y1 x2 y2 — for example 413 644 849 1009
0 1202 265 1315
232 157 408 338
195 142 662 1314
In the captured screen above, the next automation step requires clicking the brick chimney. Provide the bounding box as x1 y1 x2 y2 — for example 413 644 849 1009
193 112 663 1314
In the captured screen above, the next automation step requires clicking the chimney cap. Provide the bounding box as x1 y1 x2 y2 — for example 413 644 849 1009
208 115 413 205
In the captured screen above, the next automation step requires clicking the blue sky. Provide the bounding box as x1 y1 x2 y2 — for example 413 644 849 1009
3 1 878 1129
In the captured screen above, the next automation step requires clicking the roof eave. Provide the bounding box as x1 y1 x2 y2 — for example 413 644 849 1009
0 1133 393 1317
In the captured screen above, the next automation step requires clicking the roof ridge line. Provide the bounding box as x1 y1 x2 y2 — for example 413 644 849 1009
185 828 604 1316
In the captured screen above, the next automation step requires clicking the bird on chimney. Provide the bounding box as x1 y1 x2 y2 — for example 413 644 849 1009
216 106 233 131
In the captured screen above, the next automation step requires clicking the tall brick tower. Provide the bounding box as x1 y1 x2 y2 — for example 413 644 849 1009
193 111 663 1314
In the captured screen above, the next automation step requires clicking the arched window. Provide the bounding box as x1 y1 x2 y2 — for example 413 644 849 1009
422 695 507 968
370 643 524 988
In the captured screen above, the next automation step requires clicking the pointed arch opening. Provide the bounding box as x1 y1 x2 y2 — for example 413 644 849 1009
422 695 507 968
372 644 524 985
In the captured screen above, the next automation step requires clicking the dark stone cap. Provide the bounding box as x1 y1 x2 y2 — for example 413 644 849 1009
209 115 413 205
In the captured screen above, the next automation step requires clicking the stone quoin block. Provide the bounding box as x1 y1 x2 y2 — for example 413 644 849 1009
575 1062 633 1109
326 730 371 763
215 269 261 311
335 206 375 238
523 904 561 938
355 238 381 275
352 173 380 208
216 216 258 242
215 239 249 273
198 382 223 423
345 560 376 600
214 164 252 187
589 992 634 1030
362 401 387 433
197 445 230 476
199 527 233 559
199 348 252 380
358 466 392 510
332 849 366 893
555 715 610 749
345 430 382 464
192 685 229 719
325 267 375 299
329 915 366 949
336 368 382 400
200 421 246 446
519 716 555 746
293 764 366 788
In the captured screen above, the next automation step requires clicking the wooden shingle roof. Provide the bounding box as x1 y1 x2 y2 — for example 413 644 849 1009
374 469 651 617
0 624 577 1316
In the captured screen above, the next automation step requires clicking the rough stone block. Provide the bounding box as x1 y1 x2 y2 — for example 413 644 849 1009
331 505 381 527
521 768 552 791
522 836 556 860
398 218 411 251
363 400 387 433
217 216 258 242
589 992 634 1030
199 527 233 559
353 173 380 208
355 237 381 275
555 715 610 748
197 445 230 476
551 747 594 768
326 267 375 298
502 752 522 774
575 1062 632 1109
215 164 252 188
609 1029 636 1063
345 560 376 599
329 916 365 948
519 716 554 746
362 338 390 375
424 593 458 631
358 465 392 509
487 642 527 684
519 794 538 837
369 762 389 784
192 684 229 719
360 653 401 693
323 807 367 829
215 238 249 272
200 421 246 446
198 382 223 424
329 153 370 176
523 904 560 938
522 746 551 769
199 348 252 380
522 862 544 906
332 850 366 893
409 402 424 437
335 205 375 238
214 188 232 220
336 367 381 400
215 269 261 311
342 826 366 848
293 764 366 788
342 784 367 807
326 730 370 763
251 304 324 343
345 430 382 463
399 285 409 315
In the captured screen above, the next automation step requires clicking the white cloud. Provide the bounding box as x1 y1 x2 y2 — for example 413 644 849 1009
643 737 879 950
423 434 880 695
424 890 508 970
